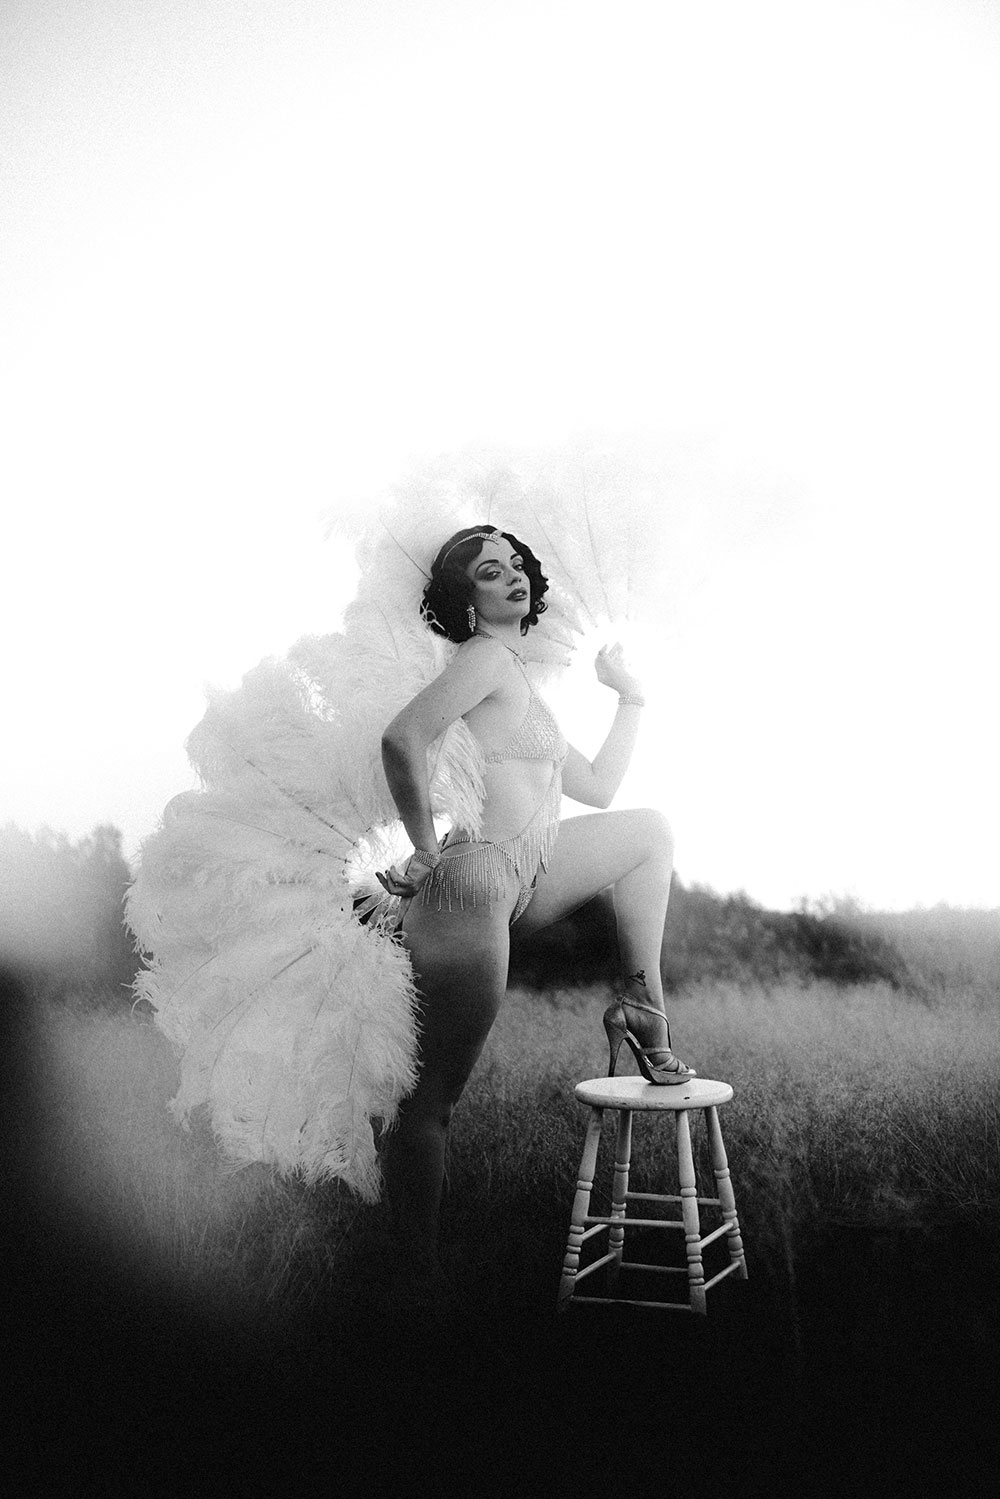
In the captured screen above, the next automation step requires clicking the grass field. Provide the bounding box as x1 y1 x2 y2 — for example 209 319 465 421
35 978 1000 1330
12 948 1000 1493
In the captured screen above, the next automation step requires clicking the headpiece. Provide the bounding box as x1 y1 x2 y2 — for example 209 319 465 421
439 528 504 566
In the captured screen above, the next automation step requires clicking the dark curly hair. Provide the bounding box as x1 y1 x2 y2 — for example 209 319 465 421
421 525 549 642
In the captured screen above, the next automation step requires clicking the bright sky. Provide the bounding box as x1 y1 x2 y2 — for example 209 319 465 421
3 0 998 912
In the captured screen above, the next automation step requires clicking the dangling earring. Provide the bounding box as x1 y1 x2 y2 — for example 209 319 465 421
466 604 476 634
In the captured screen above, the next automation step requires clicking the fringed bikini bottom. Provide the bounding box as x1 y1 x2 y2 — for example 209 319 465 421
417 773 562 925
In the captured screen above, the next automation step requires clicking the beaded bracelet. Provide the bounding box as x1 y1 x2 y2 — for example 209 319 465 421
409 847 442 870
618 693 646 708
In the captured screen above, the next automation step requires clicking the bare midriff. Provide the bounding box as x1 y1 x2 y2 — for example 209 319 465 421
447 681 557 844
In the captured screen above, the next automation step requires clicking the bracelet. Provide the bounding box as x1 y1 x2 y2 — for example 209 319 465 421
409 847 441 870
618 692 645 708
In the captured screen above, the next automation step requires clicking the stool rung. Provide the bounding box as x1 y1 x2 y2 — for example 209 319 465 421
573 1251 618 1284
569 1296 695 1313
584 1214 684 1230
627 1191 721 1207
619 1262 687 1275
702 1259 745 1292
699 1220 736 1250
579 1223 608 1243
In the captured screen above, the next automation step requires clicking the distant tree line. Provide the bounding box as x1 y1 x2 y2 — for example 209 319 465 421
2 821 916 1009
510 878 912 992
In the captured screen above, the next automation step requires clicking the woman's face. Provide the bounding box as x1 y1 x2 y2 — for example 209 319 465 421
465 535 530 626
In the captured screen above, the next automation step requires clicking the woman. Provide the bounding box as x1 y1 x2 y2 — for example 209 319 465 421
377 525 694 1251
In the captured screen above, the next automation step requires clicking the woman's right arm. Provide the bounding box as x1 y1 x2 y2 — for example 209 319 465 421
380 640 505 876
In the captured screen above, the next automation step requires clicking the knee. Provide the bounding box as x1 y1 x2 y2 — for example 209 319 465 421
416 1103 456 1139
635 807 674 861
396 1078 460 1137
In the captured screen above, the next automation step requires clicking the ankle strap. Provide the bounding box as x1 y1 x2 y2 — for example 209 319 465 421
617 994 666 1019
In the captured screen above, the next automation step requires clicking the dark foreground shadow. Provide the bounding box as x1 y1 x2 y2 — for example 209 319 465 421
5 963 998 1497
8 1223 998 1496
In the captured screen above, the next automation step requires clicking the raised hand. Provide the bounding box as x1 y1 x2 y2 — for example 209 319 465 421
594 642 644 699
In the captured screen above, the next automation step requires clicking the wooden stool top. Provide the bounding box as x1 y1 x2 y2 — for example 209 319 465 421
574 1076 734 1110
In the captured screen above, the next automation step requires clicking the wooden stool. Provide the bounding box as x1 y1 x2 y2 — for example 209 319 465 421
558 1075 748 1314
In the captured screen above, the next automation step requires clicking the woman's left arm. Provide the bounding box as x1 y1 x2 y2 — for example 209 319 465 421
561 644 647 810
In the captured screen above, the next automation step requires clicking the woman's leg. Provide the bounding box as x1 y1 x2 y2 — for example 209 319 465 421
512 808 679 1051
384 882 517 1254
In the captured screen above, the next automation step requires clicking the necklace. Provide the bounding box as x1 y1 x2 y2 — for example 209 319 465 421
473 626 527 666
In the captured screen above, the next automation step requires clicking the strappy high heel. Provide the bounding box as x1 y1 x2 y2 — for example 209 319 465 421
603 995 696 1086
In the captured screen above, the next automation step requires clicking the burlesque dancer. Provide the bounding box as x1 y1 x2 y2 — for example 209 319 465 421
125 454 692 1234
376 526 694 1252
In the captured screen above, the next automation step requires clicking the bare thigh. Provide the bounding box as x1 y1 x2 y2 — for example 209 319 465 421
396 871 520 1113
512 809 672 939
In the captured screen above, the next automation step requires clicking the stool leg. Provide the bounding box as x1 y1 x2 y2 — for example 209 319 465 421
558 1106 604 1309
607 1108 633 1293
706 1105 748 1279
676 1108 706 1314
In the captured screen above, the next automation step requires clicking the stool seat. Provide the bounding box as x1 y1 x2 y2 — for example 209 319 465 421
559 1073 748 1314
574 1076 734 1110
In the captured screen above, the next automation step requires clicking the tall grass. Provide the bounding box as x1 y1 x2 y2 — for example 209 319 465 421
32 972 1000 1349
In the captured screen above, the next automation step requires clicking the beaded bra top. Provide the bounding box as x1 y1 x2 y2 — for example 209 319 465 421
482 690 568 766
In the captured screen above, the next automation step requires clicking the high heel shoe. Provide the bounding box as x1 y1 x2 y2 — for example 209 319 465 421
603 995 696 1086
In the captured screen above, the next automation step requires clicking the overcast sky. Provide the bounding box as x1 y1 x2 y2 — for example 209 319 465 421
3 0 998 911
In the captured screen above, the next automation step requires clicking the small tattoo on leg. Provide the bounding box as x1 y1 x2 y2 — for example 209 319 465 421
627 969 647 989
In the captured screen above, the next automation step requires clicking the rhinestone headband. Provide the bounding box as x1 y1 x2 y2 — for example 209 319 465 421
440 528 504 565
